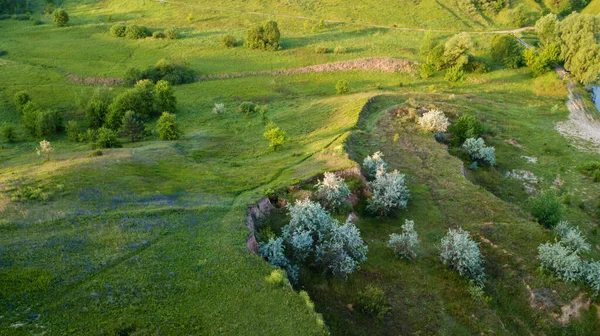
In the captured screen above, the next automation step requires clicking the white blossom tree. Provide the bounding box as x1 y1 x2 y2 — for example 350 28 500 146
315 172 351 212
388 220 420 260
418 109 450 132
363 151 388 179
36 140 54 161
440 228 485 287
367 170 410 216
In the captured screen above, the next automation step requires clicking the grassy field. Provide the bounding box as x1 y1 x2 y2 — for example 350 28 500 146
1 0 600 334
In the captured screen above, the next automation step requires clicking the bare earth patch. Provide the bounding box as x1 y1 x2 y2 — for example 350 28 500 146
554 293 590 325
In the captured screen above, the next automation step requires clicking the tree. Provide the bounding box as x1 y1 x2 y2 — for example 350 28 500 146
490 35 523 69
157 112 181 140
445 65 466 84
315 172 351 212
259 237 298 283
120 111 145 142
418 109 450 132
0 124 17 143
420 31 437 61
53 9 69 27
530 43 561 77
165 28 179 40
66 120 83 142
154 80 176 114
440 228 486 287
35 110 61 138
362 151 388 179
125 25 149 39
95 127 121 148
222 34 235 47
22 102 40 136
106 82 156 129
448 114 482 145
388 219 420 260
85 91 109 129
528 189 564 229
538 241 582 282
554 221 591 253
462 137 496 166
263 122 287 150
14 90 30 110
443 33 472 68
315 221 368 279
36 140 53 161
244 21 281 51
535 14 559 47
557 13 600 84
335 80 349 94
109 24 126 37
367 169 411 216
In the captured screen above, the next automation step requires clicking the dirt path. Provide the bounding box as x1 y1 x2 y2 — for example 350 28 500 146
155 0 534 34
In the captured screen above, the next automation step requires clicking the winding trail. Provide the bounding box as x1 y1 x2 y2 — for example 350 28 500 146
155 0 534 34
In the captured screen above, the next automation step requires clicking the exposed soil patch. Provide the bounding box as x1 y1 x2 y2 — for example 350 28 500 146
555 293 590 325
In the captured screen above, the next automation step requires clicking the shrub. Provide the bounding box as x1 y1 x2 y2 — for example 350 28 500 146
133 58 195 85
443 33 472 68
110 24 126 37
66 120 83 142
152 31 165 39
445 65 465 84
263 122 287 151
154 80 176 113
315 221 368 279
14 90 30 110
463 58 490 73
578 161 600 182
336 80 349 94
265 269 289 287
95 127 121 149
554 221 591 253
124 67 143 86
35 110 62 137
238 101 257 114
420 63 435 79
222 34 235 47
36 140 53 161
11 14 30 21
259 237 298 283
538 241 582 282
125 25 149 39
107 81 156 128
53 9 68 27
314 46 328 54
0 124 17 143
528 190 564 229
440 228 486 286
334 46 346 54
212 103 226 115
120 111 145 142
468 282 490 303
43 3 56 14
244 20 281 51
462 137 495 166
449 115 483 145
89 149 103 157
418 109 450 132
582 260 600 294
388 220 420 260
22 102 41 135
157 112 181 140
355 286 390 320
367 170 411 216
315 172 351 212
362 151 388 179
490 35 523 69
165 28 179 40
11 186 48 202
85 95 109 129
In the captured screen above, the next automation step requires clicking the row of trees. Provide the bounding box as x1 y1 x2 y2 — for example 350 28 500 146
110 24 179 40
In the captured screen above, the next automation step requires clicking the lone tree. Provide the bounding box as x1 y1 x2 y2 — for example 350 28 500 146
157 112 181 140
53 9 69 27
36 140 54 161
120 111 145 142
244 21 281 51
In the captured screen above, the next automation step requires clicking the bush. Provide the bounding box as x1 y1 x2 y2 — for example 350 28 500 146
66 120 83 142
212 103 226 115
443 33 472 68
14 90 30 110
85 93 109 129
334 46 346 54
449 114 483 145
120 111 145 142
165 28 179 40
445 65 466 84
315 172 351 212
22 102 40 135
0 124 17 143
315 221 368 279
463 58 490 73
528 189 564 229
152 31 165 39
89 149 103 157
490 35 523 69
388 219 420 260
263 122 287 151
53 9 68 27
222 34 235 47
264 269 289 287
335 80 349 94
244 20 281 51
420 63 435 79
35 110 62 137
44 3 56 14
582 260 600 294
355 286 390 320
440 228 486 286
462 137 495 166
11 14 30 21
418 109 450 132
259 237 298 283
126 59 195 86
155 80 176 113
237 101 257 114
367 170 411 216
538 241 582 282
314 46 328 54
95 127 122 149
125 25 149 39
362 151 388 179
157 112 181 140
36 140 54 161
110 24 126 37
554 221 591 253
577 161 600 182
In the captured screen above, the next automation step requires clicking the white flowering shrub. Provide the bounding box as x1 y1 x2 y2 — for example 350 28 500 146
367 170 411 216
36 140 54 161
363 151 388 179
582 260 600 294
387 220 420 260
537 241 582 282
316 221 368 279
259 236 299 282
315 172 351 212
212 103 226 115
462 138 496 166
554 221 591 253
418 109 450 132
439 228 486 287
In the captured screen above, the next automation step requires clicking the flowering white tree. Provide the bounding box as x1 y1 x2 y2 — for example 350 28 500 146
462 138 495 166
316 221 368 279
259 237 299 282
418 109 450 132
440 228 485 287
363 151 388 179
315 172 351 212
367 170 410 216
36 140 54 161
388 220 420 260
212 103 226 115
538 241 583 282
554 221 591 253
582 260 600 294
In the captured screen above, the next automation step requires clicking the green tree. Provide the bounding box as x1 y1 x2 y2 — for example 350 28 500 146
336 80 349 94
420 31 436 61
263 122 287 151
85 96 109 129
0 124 17 143
66 120 83 142
531 43 561 77
120 111 144 142
22 102 41 136
53 8 69 27
535 14 559 47
529 190 564 229
157 112 181 140
95 127 122 148
444 33 472 68
35 110 61 138
490 35 523 69
558 13 600 84
244 21 281 51
154 80 176 114
14 90 30 111
444 65 466 84
448 115 482 145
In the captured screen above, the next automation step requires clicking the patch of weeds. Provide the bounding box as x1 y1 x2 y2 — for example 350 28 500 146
355 285 390 320
578 162 600 182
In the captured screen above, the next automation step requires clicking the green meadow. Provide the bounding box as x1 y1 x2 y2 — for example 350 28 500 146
0 0 599 335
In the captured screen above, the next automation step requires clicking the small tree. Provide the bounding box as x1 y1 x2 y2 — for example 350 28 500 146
85 96 109 129
95 127 122 149
165 28 179 40
367 170 411 216
582 260 600 294
212 103 226 115
53 9 69 27
120 111 145 142
490 35 523 69
554 221 591 253
22 102 40 136
245 21 281 51
440 228 485 287
363 151 388 179
336 80 349 94
443 33 472 68
109 24 126 37
14 91 30 110
263 122 287 151
537 241 582 282
528 189 564 229
125 25 149 39
187 13 194 23
0 124 17 143
66 120 83 142
448 114 483 145
157 112 181 140
315 221 368 279
418 109 450 132
259 237 298 283
36 140 53 161
35 110 61 138
222 35 235 47
388 219 420 260
445 65 465 84
462 137 495 166
154 80 176 114
315 172 351 212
